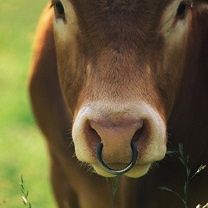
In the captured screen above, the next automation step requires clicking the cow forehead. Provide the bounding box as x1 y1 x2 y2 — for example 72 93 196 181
69 0 170 8
68 0 180 17
62 0 176 49
69 1 169 25
66 0 185 35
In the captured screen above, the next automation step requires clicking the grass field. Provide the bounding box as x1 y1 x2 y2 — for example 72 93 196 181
0 1 56 207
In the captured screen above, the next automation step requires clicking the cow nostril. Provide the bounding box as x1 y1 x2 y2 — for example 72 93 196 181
89 125 100 139
85 122 102 147
132 126 144 143
132 121 145 143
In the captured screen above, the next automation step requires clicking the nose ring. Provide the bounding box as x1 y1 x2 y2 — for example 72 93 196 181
96 141 138 176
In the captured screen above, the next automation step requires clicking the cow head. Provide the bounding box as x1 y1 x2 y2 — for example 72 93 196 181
51 0 206 177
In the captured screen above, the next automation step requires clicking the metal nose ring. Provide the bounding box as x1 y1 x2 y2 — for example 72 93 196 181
96 141 138 176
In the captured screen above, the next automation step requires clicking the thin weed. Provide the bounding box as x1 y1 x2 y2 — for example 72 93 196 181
160 144 206 208
105 176 120 208
19 175 32 208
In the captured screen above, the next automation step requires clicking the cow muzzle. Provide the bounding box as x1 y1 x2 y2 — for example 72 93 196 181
72 103 167 177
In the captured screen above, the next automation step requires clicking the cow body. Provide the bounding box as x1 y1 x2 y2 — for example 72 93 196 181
29 1 208 207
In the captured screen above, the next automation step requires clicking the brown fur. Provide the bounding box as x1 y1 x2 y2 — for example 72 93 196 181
29 1 208 207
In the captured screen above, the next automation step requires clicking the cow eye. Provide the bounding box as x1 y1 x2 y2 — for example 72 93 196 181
52 1 66 21
176 2 187 17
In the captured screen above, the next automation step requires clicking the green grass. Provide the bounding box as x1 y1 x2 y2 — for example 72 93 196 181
160 144 206 208
105 176 120 208
0 1 56 207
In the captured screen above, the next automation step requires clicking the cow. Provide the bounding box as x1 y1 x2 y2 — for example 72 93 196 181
29 0 208 207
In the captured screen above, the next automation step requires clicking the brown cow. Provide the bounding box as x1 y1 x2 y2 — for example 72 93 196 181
29 0 208 207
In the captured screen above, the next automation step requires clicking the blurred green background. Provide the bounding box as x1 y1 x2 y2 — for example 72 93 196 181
0 1 56 207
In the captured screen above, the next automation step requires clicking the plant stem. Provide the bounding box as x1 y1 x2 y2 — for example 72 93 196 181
160 144 206 208
105 176 120 208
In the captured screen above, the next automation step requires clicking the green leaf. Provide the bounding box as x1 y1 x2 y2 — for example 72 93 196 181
179 157 186 166
178 144 184 155
166 150 176 155
183 182 187 194
159 186 174 192
186 167 191 178
160 186 186 205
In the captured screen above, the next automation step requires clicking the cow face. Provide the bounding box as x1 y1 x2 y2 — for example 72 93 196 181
52 0 193 177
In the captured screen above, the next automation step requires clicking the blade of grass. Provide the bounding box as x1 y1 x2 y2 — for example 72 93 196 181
105 176 120 208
